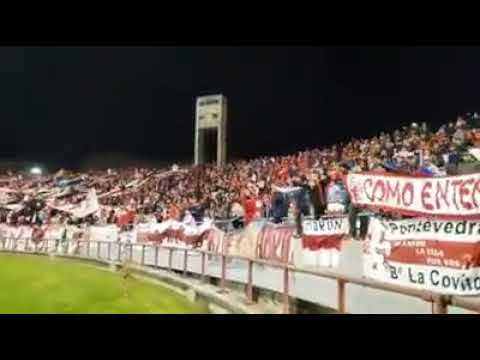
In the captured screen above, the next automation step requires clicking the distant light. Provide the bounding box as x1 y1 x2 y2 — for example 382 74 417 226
30 167 42 175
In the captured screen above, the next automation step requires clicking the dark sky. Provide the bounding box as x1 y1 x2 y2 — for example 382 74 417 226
1 46 479 170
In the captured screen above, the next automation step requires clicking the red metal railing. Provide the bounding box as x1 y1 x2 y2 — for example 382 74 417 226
1 237 479 314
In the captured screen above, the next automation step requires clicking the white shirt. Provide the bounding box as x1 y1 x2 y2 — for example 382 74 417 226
231 202 244 217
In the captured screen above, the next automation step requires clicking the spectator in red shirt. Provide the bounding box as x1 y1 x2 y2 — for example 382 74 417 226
240 189 257 225
168 204 181 221
117 206 136 229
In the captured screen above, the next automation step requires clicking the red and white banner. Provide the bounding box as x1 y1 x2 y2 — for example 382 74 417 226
345 172 480 219
201 219 344 267
136 220 211 248
202 225 230 259
364 217 480 295
302 217 349 251
0 218 348 268
298 217 349 268
200 221 294 263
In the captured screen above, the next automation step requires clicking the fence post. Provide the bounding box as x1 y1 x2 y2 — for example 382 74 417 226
129 244 133 262
168 248 173 271
218 254 227 293
432 295 449 314
154 245 159 267
183 249 188 277
337 279 346 314
246 259 254 304
141 245 145 265
283 265 290 314
201 252 206 282
108 242 111 260
97 241 101 259
117 242 121 262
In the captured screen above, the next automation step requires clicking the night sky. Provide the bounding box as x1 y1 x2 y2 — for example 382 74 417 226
1 46 479 170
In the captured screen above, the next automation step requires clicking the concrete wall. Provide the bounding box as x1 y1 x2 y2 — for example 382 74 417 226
71 241 478 314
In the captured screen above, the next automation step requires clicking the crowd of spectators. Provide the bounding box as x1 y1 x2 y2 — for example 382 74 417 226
1 113 480 233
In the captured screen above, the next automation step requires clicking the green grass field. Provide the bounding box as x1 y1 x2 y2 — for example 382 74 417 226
0 253 208 314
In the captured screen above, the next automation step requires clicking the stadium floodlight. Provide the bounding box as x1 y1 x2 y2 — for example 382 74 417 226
30 167 42 175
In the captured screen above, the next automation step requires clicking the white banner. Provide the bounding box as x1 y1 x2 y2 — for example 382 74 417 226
89 225 119 243
44 224 67 241
302 217 349 247
346 172 480 218
0 225 32 251
119 229 137 244
48 188 99 219
363 217 480 295
377 217 480 243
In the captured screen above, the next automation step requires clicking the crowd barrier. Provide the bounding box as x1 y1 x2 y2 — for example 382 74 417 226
1 224 480 314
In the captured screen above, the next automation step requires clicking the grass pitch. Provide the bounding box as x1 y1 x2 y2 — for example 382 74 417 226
0 253 208 314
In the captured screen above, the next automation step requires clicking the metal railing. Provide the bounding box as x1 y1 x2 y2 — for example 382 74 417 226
1 236 479 314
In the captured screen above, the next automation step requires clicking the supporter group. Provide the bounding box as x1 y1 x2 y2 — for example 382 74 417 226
1 113 480 236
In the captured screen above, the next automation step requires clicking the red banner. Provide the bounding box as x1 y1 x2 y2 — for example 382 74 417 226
383 240 480 269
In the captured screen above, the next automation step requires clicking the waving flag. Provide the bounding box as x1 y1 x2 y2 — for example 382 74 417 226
48 188 99 219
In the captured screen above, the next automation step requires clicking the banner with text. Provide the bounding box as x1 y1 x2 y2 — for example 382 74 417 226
345 172 480 219
299 217 349 267
201 220 294 263
0 224 87 254
364 217 480 295
202 218 344 267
